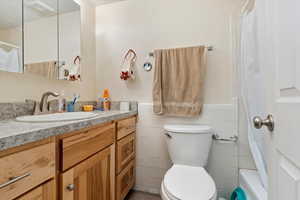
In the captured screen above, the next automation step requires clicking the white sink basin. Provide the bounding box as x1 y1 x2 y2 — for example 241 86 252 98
16 112 99 123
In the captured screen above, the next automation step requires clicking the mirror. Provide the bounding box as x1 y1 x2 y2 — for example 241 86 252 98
24 0 81 81
0 0 81 81
0 0 23 73
58 0 81 81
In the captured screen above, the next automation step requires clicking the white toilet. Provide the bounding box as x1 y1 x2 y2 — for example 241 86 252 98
161 124 217 200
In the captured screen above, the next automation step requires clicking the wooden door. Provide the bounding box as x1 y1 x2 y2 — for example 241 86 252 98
61 145 115 200
16 180 55 200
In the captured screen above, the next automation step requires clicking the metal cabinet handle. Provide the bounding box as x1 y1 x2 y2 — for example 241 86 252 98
66 184 75 191
0 172 31 189
253 114 275 132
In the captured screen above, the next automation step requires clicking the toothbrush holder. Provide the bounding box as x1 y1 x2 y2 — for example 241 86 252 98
67 103 75 112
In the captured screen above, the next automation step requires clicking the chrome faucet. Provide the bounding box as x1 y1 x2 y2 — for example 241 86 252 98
40 91 60 113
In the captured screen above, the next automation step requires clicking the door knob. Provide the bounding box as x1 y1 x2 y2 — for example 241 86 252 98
66 184 75 191
253 114 274 132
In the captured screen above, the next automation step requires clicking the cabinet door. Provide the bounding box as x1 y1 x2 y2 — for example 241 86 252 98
16 180 55 200
62 145 115 200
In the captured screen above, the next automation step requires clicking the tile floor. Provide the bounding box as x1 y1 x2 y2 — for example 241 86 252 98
126 191 161 200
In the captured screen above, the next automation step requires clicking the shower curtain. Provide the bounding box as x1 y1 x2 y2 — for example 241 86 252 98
239 0 268 189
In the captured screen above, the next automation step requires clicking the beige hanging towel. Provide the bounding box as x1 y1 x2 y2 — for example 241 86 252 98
25 61 58 80
153 46 207 117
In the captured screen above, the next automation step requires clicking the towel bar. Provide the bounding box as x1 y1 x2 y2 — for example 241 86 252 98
149 46 213 57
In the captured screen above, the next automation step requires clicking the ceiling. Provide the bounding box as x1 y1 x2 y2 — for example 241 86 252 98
0 0 80 29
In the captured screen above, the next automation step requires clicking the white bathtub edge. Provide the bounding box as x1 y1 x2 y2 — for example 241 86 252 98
239 169 267 200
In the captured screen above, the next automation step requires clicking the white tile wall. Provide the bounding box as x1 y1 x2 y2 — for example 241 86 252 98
207 141 238 198
135 103 238 198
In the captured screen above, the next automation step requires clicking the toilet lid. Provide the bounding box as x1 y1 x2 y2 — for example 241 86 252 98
163 165 216 200
164 124 212 134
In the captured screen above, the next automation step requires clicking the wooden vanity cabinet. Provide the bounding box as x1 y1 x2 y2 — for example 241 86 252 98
0 115 137 200
61 145 115 200
117 117 136 140
59 116 137 200
59 122 116 200
116 117 137 200
0 139 56 200
60 123 115 171
116 160 135 200
116 133 135 174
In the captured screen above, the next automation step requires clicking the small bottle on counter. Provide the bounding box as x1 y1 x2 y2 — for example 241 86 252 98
96 97 104 111
102 89 111 111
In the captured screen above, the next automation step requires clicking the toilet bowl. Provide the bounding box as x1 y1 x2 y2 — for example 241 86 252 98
161 165 217 200
161 124 216 200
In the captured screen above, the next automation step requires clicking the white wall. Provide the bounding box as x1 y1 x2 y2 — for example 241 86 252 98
96 0 243 198
0 0 96 102
95 0 242 103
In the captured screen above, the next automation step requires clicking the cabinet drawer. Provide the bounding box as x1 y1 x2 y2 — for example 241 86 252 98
117 117 136 140
16 179 55 200
117 133 135 174
0 142 55 200
62 123 115 171
117 160 135 200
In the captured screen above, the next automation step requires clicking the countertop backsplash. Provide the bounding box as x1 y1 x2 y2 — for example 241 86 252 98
0 101 138 121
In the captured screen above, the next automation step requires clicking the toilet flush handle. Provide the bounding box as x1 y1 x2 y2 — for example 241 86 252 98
164 133 172 139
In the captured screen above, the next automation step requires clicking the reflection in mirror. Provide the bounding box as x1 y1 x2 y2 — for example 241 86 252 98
0 0 23 73
23 0 81 81
59 0 81 81
23 0 59 79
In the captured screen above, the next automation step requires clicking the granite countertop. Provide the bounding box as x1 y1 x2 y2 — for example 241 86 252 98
0 110 137 151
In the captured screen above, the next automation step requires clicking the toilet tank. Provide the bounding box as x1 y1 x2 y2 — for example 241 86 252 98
164 124 213 167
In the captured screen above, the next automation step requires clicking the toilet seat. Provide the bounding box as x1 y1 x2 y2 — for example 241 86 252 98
162 165 216 200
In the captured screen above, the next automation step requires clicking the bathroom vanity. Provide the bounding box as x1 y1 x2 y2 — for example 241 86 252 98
0 111 137 200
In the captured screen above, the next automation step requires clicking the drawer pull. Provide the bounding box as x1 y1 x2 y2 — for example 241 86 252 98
0 173 31 189
66 184 75 191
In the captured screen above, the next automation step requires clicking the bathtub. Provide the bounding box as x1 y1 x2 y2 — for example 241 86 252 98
239 170 267 200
